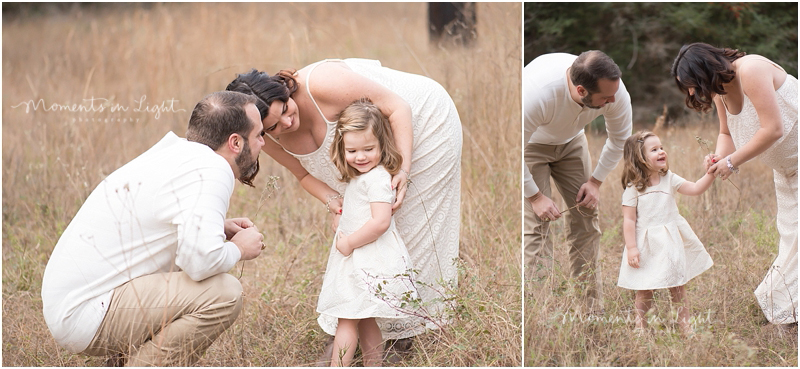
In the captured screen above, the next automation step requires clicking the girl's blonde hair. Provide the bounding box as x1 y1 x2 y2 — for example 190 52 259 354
620 130 668 191
331 98 403 182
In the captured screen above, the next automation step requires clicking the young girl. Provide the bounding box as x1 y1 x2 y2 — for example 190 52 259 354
316 98 416 366
618 130 715 336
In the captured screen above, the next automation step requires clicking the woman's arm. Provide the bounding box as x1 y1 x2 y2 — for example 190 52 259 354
706 96 736 170
708 61 784 179
677 173 715 196
336 202 392 256
308 62 414 209
622 205 639 268
262 138 343 214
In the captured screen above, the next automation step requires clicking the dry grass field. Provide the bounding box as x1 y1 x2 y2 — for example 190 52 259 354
524 119 798 366
2 3 521 366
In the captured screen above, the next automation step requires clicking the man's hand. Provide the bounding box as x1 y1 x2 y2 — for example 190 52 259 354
528 192 562 222
576 177 602 209
224 217 254 240
231 226 263 261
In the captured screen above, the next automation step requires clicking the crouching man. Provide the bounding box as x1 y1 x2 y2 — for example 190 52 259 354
42 91 268 366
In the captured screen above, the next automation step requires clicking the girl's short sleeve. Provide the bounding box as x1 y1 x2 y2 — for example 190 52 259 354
364 166 394 204
668 171 687 194
621 185 638 207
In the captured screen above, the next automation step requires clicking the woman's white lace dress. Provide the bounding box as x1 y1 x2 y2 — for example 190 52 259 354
280 59 462 338
726 68 798 324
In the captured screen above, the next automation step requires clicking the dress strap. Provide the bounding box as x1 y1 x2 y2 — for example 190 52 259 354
305 60 341 125
266 132 282 146
750 57 786 73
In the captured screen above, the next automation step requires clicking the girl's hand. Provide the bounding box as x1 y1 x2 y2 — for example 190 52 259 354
336 232 353 256
627 246 640 268
703 154 721 171
391 170 409 213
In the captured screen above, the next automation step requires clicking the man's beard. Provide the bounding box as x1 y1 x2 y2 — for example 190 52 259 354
581 92 603 110
236 139 260 187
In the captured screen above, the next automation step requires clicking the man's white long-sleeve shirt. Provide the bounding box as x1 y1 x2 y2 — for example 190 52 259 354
41 132 242 352
523 53 632 198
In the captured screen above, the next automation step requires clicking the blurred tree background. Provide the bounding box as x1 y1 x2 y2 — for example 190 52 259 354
524 2 798 125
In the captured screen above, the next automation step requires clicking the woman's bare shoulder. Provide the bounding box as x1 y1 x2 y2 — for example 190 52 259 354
736 54 787 90
736 54 783 73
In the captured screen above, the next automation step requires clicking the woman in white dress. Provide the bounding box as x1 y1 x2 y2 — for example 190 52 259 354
672 43 798 325
227 59 462 354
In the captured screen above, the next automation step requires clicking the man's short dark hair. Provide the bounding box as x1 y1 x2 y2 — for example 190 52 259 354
186 91 258 150
570 50 621 94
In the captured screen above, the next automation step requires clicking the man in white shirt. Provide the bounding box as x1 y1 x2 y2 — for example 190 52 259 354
523 51 632 312
42 91 268 366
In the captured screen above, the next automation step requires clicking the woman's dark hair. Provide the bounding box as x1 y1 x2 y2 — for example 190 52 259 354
671 42 746 113
226 68 300 120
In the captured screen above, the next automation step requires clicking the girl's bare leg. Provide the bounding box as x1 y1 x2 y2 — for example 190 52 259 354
669 285 692 336
358 318 384 367
331 319 359 367
634 290 654 330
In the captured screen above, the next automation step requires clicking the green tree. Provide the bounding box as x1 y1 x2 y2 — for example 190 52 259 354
524 2 798 122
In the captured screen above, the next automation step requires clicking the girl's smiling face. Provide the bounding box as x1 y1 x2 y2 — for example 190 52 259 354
643 135 668 172
343 128 380 173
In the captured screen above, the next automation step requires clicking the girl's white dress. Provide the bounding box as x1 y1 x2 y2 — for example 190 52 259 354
724 62 798 324
617 171 713 290
316 166 416 333
272 58 461 338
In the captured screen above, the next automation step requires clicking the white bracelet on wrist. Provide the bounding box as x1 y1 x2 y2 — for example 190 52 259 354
325 194 343 214
399 168 411 181
726 156 739 174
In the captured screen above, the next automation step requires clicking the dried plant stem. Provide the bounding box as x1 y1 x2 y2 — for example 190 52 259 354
695 135 742 193
559 203 587 216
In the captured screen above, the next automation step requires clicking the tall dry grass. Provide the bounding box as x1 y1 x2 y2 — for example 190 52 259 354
524 118 798 366
2 3 521 366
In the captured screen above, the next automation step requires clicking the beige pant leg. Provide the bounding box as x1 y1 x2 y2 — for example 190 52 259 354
549 134 602 311
82 272 243 366
524 142 557 279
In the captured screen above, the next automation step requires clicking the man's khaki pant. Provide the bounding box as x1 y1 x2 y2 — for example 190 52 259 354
83 271 243 366
524 133 603 311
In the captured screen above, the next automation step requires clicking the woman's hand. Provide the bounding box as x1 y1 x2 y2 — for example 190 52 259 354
331 213 341 232
336 232 353 256
707 157 734 180
627 246 640 268
703 154 721 171
391 170 409 213
326 195 344 215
